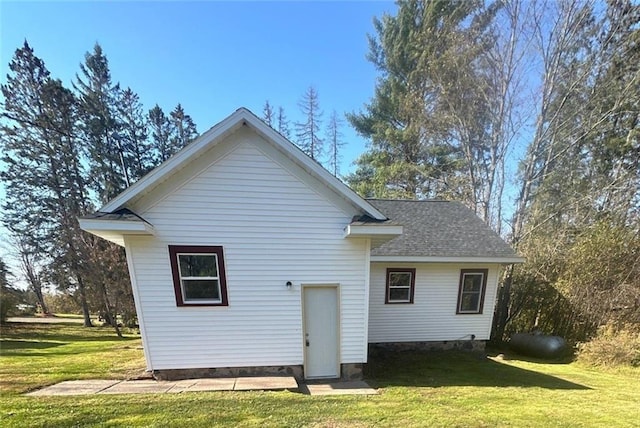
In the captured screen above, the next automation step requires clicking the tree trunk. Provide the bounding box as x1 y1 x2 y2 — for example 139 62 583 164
492 264 514 343
76 275 93 327
99 281 122 338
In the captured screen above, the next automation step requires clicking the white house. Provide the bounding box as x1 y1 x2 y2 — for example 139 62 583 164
79 108 522 381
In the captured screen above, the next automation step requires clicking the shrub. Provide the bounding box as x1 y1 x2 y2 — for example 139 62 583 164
577 324 640 367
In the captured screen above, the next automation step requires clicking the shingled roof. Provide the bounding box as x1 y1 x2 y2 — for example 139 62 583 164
367 199 521 261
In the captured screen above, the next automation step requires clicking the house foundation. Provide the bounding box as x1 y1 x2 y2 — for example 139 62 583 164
152 363 364 382
152 365 303 381
368 340 486 354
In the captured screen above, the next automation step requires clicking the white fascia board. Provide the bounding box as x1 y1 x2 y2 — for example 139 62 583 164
100 108 387 221
78 218 155 235
370 255 526 264
343 224 404 238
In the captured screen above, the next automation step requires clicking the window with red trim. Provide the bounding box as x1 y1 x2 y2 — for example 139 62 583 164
385 268 415 304
169 245 229 306
456 269 487 314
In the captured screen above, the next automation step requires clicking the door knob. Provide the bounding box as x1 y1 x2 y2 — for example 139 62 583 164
305 339 310 347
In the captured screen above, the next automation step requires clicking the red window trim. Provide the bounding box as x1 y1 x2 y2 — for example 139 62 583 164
456 269 488 314
169 245 229 307
385 268 416 304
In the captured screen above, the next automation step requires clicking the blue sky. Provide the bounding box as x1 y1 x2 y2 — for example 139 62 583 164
1 1 395 172
0 1 396 270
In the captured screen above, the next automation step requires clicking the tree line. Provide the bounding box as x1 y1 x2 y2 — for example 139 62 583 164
0 42 198 334
349 0 639 344
261 86 346 177
0 41 349 330
2 1 638 349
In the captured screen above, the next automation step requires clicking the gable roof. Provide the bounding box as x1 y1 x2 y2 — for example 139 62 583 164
100 108 386 220
368 199 523 263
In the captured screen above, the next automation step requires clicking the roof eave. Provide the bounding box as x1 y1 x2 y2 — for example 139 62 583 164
343 224 403 238
370 255 525 264
79 218 155 247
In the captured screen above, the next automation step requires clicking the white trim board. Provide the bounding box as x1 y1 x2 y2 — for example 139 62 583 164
370 255 525 264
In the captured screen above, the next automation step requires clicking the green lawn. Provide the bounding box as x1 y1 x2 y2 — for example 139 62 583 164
1 323 638 427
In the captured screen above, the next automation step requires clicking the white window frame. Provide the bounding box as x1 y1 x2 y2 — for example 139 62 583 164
168 245 229 307
385 268 416 304
457 269 487 314
177 253 222 304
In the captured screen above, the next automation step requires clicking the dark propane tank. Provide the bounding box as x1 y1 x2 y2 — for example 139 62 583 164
509 331 567 359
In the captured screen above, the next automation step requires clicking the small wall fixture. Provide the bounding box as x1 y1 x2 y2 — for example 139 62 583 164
286 281 293 289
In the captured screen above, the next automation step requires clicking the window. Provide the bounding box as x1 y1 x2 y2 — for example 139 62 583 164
456 269 488 314
385 268 416 304
169 245 228 306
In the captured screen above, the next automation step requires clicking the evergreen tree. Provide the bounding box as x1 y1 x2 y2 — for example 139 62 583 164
325 110 345 177
295 86 323 161
346 0 492 200
1 42 93 325
74 43 127 203
277 106 291 138
0 257 17 322
148 104 173 162
168 103 198 154
262 100 275 127
117 87 153 181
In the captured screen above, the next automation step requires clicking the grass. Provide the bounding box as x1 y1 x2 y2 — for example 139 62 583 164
1 322 638 427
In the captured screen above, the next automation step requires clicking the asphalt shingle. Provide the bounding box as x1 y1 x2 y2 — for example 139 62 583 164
367 199 518 258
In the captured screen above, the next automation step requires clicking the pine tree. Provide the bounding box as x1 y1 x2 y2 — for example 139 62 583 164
277 106 291 138
117 87 152 182
0 257 17 323
325 110 345 177
1 42 93 325
74 43 127 202
262 100 275 127
148 104 173 162
168 103 198 154
295 86 323 161
346 0 492 200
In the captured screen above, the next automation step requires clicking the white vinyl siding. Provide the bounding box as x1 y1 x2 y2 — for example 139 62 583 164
125 128 368 370
368 263 501 342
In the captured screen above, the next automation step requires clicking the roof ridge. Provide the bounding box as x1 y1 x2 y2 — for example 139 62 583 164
366 198 451 203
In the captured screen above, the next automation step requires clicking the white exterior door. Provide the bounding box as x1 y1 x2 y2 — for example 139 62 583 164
303 285 340 379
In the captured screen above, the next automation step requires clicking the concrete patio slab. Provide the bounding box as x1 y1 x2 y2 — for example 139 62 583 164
25 376 300 396
305 381 377 396
27 380 120 396
169 378 236 393
98 379 175 395
234 376 298 391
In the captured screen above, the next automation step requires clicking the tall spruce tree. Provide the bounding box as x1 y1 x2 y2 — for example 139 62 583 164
346 0 493 200
117 87 153 182
168 103 198 154
74 43 128 203
148 104 173 162
1 42 93 326
295 86 323 161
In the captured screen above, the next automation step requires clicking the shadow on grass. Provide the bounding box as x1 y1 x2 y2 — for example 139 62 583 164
365 350 590 390
0 339 65 352
486 348 576 365
1 322 138 342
